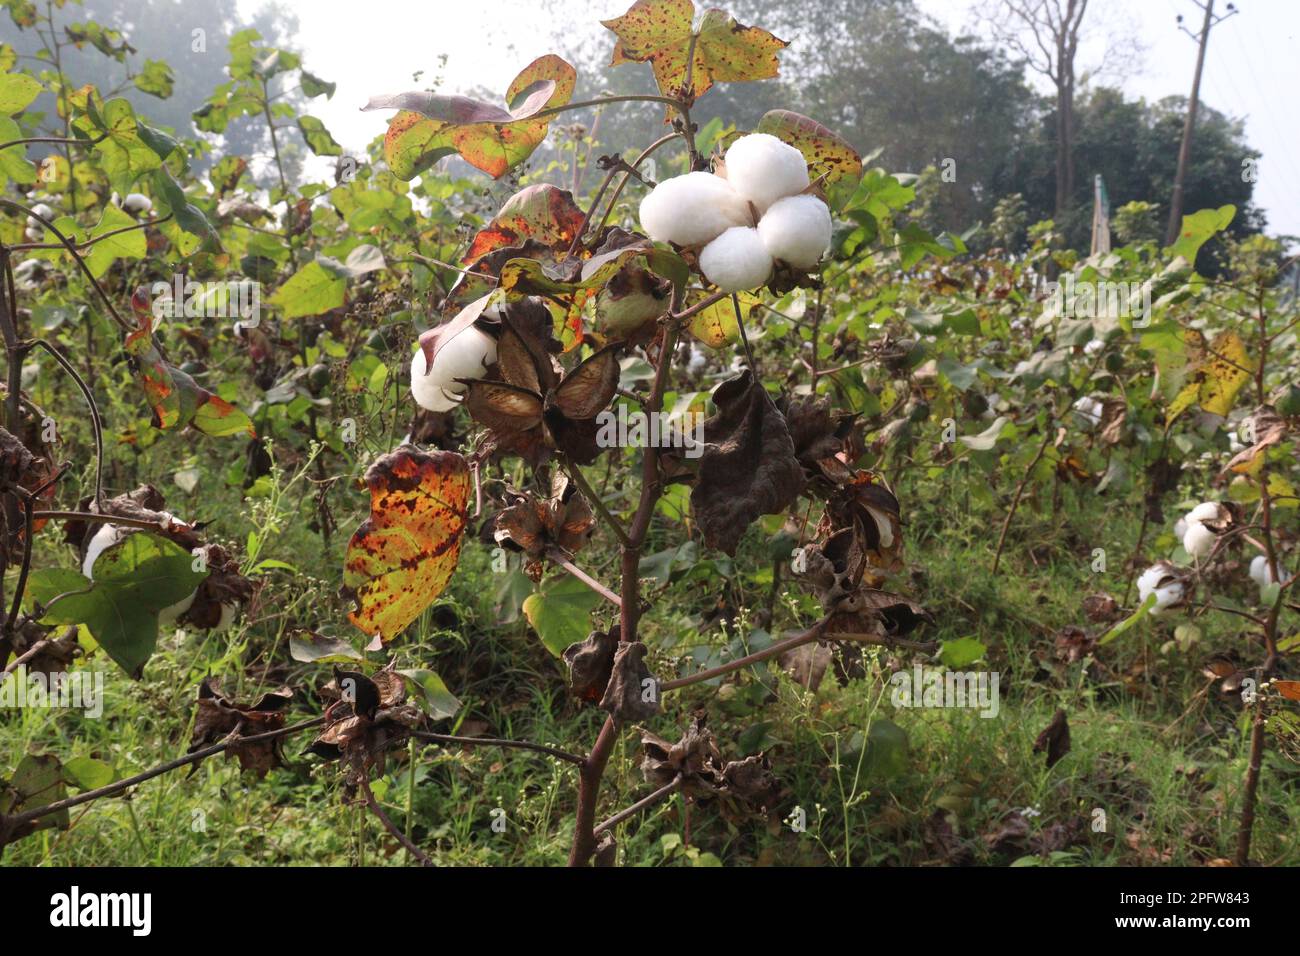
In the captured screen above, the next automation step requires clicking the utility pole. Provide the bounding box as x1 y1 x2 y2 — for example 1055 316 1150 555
1166 0 1238 246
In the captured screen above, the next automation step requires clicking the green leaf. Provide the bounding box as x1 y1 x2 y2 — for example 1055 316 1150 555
398 669 462 720
297 114 341 156
1099 593 1158 645
134 59 174 98
30 533 208 677
289 631 362 663
271 259 347 319
0 72 42 113
76 97 162 192
62 756 114 790
300 70 335 99
521 574 600 657
0 116 36 185
938 637 986 668
83 202 146 278
1166 204 1235 263
0 754 68 836
151 166 219 249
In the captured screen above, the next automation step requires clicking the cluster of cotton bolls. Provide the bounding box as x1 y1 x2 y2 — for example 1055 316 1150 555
1136 562 1185 616
1173 501 1227 560
638 133 832 293
409 303 500 413
1072 395 1104 427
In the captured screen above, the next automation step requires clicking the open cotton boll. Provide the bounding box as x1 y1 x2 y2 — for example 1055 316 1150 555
723 133 810 213
157 590 196 627
757 194 831 270
1182 521 1216 558
1072 396 1103 426
25 203 54 229
121 193 152 216
82 523 133 578
1249 554 1286 588
638 172 751 246
1186 501 1221 524
410 326 497 413
1173 517 1188 540
1151 582 1184 615
699 226 773 293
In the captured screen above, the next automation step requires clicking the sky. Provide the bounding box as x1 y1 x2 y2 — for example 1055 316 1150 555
243 0 1300 238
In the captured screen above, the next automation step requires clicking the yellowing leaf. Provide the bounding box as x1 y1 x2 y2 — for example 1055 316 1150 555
1169 330 1251 419
603 0 788 106
343 447 471 643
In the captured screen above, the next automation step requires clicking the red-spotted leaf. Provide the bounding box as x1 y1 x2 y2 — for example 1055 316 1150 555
342 446 471 643
603 0 788 106
753 109 862 210
369 54 575 180
125 289 256 438
464 184 587 265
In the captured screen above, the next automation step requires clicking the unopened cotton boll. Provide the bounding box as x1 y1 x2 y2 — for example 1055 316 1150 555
698 226 773 293
410 326 497 413
1183 521 1217 559
757 194 831 270
638 172 751 246
723 133 809 213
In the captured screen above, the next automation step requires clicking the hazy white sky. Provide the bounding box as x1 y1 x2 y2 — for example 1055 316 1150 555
248 0 1300 237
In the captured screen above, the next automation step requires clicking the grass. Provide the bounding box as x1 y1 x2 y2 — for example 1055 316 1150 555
2 439 1298 867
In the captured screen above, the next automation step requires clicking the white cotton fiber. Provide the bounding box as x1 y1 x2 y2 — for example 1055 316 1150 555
1249 554 1285 588
1186 501 1221 524
121 193 153 216
638 172 752 246
699 226 773 293
758 194 831 269
82 523 132 579
410 325 497 413
1182 521 1216 559
1137 563 1184 616
723 133 810 213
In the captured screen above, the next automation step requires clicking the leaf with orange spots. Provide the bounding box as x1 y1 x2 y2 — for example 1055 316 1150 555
124 289 255 438
1169 329 1252 420
752 110 861 210
602 0 787 108
464 184 586 265
342 446 471 644
367 54 575 180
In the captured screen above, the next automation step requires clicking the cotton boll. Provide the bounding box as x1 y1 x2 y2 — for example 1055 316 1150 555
698 226 773 293
1151 582 1185 615
723 133 810 213
1072 396 1103 426
211 601 239 633
1084 338 1104 355
757 194 831 269
25 203 54 230
1182 521 1216 559
409 326 498 412
1249 554 1285 588
1137 563 1184 615
1186 501 1221 524
157 590 196 627
82 524 133 579
1173 517 1188 540
121 193 152 216
638 172 751 246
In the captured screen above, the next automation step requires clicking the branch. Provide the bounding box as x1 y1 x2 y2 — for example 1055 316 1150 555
1 717 325 836
10 214 170 252
547 549 623 608
661 618 829 692
593 775 682 835
410 730 585 766
26 339 104 507
0 131 109 151
360 775 433 867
